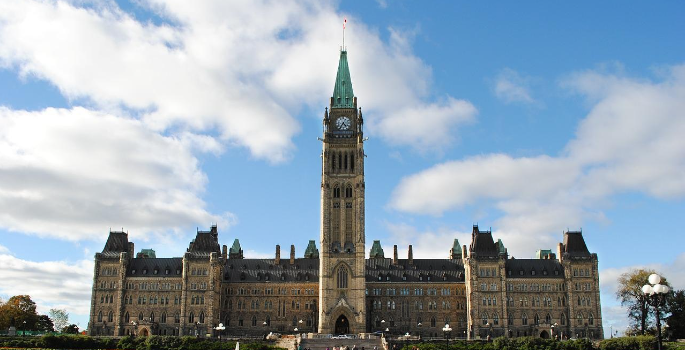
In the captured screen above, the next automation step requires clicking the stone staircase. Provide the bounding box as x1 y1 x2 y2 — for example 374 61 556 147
300 337 384 350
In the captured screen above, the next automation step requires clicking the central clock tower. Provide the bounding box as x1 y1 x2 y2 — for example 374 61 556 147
318 50 367 334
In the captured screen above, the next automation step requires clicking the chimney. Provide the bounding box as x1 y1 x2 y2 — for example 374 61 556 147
275 245 281 265
393 245 398 265
128 242 135 258
222 245 228 260
408 245 413 265
290 245 295 265
557 242 564 263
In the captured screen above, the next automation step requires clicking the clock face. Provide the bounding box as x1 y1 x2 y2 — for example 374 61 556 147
336 116 351 130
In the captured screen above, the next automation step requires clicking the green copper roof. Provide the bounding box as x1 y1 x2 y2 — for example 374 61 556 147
229 239 241 255
304 240 319 259
369 240 385 259
138 249 156 258
536 249 553 259
452 239 461 251
497 239 506 254
331 50 355 109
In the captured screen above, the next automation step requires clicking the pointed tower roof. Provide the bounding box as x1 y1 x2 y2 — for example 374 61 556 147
369 240 385 259
228 239 244 259
304 240 319 259
331 50 355 108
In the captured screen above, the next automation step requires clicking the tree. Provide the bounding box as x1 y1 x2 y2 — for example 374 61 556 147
616 269 670 335
666 289 685 340
49 308 69 332
62 324 79 334
36 314 54 332
0 295 39 331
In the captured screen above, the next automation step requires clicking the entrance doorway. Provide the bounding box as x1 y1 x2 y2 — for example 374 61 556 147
140 328 149 337
335 315 349 334
540 330 549 339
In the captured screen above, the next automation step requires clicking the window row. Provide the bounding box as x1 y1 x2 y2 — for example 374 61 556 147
130 268 181 275
329 151 355 173
505 296 567 308
507 283 566 292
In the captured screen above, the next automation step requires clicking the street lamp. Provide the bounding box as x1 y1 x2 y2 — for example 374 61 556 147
463 330 467 350
417 322 422 341
214 323 225 341
643 273 670 350
195 321 200 338
551 323 558 340
130 321 137 337
442 324 452 350
485 322 491 341
22 320 26 337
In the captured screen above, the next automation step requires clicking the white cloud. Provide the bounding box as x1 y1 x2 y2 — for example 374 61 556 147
494 68 536 105
0 244 8 254
390 64 685 257
0 0 474 162
0 107 227 241
0 251 93 317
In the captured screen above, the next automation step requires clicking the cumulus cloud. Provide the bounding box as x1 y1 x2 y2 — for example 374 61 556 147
390 64 685 257
0 250 93 316
494 68 537 105
0 107 226 241
0 0 474 162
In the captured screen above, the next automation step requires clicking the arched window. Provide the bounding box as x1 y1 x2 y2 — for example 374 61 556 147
266 316 271 326
337 265 348 289
577 313 584 325
107 310 113 322
150 312 155 323
534 313 540 325
189 312 195 323
161 312 167 324
493 312 499 325
138 312 143 321
431 316 436 327
560 313 566 325
508 313 513 325
546 313 552 324
522 313 528 325
124 312 130 323
589 313 594 325
345 185 353 198
375 316 380 328
481 312 488 325
97 311 103 322
251 315 257 327
199 312 205 323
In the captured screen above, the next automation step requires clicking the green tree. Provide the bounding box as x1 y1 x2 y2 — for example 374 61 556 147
0 295 39 331
62 323 79 334
666 289 685 340
615 269 670 335
36 314 55 332
49 308 69 332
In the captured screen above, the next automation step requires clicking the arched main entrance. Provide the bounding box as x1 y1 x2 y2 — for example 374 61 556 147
540 330 549 339
335 315 349 335
140 328 149 337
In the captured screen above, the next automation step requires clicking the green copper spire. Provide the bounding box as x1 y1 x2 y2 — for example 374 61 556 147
331 50 355 108
497 238 506 255
369 240 385 259
229 239 243 259
304 240 319 259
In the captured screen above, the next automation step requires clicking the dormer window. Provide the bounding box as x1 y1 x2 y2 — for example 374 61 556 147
142 269 147 275
153 269 158 275
531 269 536 276
131 269 136 274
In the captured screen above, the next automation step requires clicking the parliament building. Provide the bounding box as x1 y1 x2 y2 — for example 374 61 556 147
88 50 603 340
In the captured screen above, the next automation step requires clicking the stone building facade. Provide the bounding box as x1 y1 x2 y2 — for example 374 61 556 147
88 50 603 340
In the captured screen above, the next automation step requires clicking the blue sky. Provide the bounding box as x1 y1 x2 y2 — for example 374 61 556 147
0 0 684 335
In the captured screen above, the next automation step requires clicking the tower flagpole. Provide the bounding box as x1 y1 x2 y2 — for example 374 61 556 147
342 18 346 50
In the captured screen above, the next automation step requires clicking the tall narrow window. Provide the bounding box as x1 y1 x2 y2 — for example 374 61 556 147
108 311 113 322
337 265 348 289
350 153 354 172
98 311 103 322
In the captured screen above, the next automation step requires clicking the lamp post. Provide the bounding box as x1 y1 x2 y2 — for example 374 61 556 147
442 324 452 350
643 273 670 350
381 319 386 333
551 323 557 340
130 321 137 337
299 319 303 334
214 323 225 341
463 330 467 350
195 321 200 338
22 320 26 337
417 322 422 341
485 322 491 341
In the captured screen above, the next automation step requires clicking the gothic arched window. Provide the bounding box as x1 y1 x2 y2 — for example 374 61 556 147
108 310 113 322
337 265 348 289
